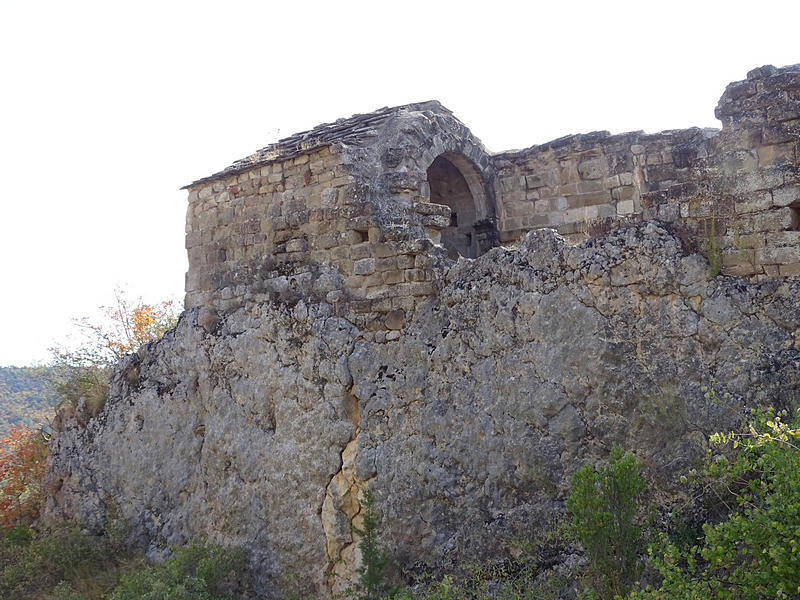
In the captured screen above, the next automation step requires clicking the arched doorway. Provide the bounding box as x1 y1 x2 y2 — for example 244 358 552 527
426 153 496 258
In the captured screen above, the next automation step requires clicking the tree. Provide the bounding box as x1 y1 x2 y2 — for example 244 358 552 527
49 288 179 416
350 488 391 600
67 287 179 363
0 426 47 528
567 445 647 600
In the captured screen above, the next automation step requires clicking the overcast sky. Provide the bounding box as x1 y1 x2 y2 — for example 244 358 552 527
1 0 798 366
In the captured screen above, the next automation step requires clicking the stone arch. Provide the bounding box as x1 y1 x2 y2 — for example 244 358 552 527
426 152 497 258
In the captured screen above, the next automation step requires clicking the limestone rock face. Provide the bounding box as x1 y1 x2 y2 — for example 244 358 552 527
44 224 800 598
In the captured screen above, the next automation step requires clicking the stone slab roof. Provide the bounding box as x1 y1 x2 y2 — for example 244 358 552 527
184 100 451 188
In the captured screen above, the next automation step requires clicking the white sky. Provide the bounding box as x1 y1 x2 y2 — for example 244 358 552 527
0 0 798 366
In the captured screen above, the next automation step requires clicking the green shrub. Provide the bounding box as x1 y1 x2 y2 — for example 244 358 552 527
0 523 113 599
630 409 800 600
109 539 246 600
48 581 87 600
567 445 646 600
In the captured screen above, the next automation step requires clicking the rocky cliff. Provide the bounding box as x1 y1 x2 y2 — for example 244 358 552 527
44 222 800 598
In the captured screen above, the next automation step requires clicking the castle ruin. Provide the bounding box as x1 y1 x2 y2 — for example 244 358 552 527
184 63 800 329
45 65 800 599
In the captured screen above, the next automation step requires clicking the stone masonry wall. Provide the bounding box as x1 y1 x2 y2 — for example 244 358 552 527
492 128 715 241
185 65 800 317
183 101 497 335
185 146 443 335
495 64 800 278
642 65 800 277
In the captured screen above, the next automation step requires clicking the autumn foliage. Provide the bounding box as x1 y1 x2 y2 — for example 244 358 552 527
0 426 47 528
74 290 179 362
50 289 179 416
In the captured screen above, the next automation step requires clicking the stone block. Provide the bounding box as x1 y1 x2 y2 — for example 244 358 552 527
778 262 800 276
413 202 451 217
766 231 800 246
735 191 773 214
364 273 384 287
723 260 760 277
771 185 800 207
286 238 307 253
396 254 414 269
612 186 635 202
499 177 518 193
757 143 796 168
375 257 397 272
567 191 612 209
374 244 397 259
414 254 432 269
382 270 404 285
761 122 799 145
722 248 754 267
577 157 607 180
404 269 426 282
756 244 800 264
525 189 541 201
504 201 533 218
523 214 551 228
525 174 546 189
353 258 376 275
617 200 635 215
350 242 373 260
425 228 441 244
767 103 800 122
578 180 605 194
422 214 450 228
738 208 795 233
727 233 764 249
341 230 365 245
330 246 350 261
344 275 365 290
558 182 580 196
401 282 434 297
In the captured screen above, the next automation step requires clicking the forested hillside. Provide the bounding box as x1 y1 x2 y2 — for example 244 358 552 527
0 366 58 436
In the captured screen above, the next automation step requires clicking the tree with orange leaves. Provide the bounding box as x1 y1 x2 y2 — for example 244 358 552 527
72 287 179 361
0 425 47 528
49 288 179 415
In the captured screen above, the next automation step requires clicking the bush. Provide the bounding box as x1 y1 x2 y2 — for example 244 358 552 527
109 539 246 600
567 445 646 600
0 523 114 599
630 409 800 600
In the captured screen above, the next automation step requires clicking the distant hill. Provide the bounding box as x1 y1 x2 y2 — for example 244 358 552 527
0 366 59 437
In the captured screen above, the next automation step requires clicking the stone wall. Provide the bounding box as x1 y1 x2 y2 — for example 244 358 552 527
492 128 714 241
183 101 498 334
184 64 800 317
184 143 448 336
642 65 800 277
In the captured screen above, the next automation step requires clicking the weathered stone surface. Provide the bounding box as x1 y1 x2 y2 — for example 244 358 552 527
44 224 800 599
